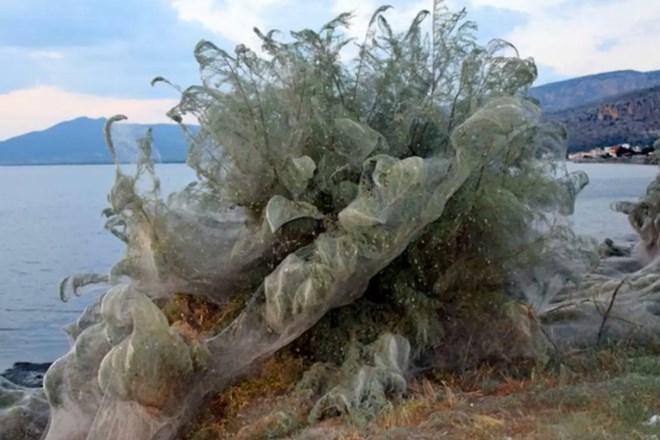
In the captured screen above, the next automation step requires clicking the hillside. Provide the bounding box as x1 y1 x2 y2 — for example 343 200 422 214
0 117 188 165
3 69 660 164
546 85 660 152
529 69 660 113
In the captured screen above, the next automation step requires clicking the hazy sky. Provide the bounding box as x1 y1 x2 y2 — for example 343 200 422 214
0 0 658 140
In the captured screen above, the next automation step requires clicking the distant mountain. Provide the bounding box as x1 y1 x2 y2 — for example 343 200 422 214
0 117 188 165
546 85 660 152
530 69 660 113
4 68 660 164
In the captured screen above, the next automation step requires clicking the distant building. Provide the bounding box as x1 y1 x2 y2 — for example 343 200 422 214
604 146 619 156
568 151 593 160
568 142 655 162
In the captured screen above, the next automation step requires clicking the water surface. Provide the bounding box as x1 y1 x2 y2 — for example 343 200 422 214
568 162 658 243
0 164 194 371
0 162 657 371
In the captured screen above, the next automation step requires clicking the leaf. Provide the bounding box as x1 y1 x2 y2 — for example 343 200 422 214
334 118 387 157
372 333 411 373
316 118 389 192
331 180 359 209
265 195 324 233
338 155 428 229
58 273 109 302
557 170 589 215
280 155 317 198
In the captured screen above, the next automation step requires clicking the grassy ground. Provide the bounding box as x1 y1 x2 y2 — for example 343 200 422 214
162 294 660 439
180 347 660 440
165 293 660 439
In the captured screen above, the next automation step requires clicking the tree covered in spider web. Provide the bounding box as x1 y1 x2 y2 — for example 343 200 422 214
152 0 594 357
41 3 596 440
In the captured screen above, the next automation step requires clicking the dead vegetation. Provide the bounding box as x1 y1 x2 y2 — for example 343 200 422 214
177 345 660 440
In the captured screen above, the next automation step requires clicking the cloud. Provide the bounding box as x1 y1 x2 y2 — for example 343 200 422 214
470 0 565 14
330 0 432 41
27 51 64 60
170 0 289 50
0 1 211 98
0 87 179 140
470 0 660 77
169 0 440 51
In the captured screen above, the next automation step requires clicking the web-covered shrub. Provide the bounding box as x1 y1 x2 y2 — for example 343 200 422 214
136 2 591 310
44 3 595 440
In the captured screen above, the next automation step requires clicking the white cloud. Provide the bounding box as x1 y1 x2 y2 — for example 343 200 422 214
27 51 64 60
470 0 660 77
329 0 439 62
170 0 440 50
0 87 179 140
330 0 444 41
469 0 566 14
170 0 288 50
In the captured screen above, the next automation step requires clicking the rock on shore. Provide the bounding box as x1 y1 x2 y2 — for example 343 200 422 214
0 377 49 440
1 362 51 388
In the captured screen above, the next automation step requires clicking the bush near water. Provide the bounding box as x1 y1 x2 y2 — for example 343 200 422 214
5 2 660 440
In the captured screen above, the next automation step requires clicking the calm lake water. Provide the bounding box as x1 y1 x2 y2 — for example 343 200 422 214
0 164 195 371
568 163 659 242
0 162 657 371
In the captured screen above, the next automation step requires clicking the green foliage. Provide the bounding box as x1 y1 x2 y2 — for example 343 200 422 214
58 273 110 302
154 0 592 315
149 0 593 418
305 334 411 426
165 1 537 213
47 3 599 439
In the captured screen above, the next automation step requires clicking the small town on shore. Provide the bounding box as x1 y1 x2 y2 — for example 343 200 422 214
568 143 658 164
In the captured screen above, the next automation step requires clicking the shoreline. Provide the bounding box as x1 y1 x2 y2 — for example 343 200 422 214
0 362 51 388
570 157 658 165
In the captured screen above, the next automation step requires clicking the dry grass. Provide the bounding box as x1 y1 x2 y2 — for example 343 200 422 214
161 277 643 439
172 315 660 440
194 349 652 439
352 348 660 439
161 293 244 336
182 354 309 440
